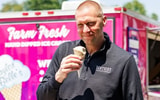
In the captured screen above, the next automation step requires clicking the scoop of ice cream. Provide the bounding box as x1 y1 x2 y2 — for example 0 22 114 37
73 46 86 59
0 54 31 91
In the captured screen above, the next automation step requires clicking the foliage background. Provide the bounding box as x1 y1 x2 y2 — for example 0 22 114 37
0 0 159 21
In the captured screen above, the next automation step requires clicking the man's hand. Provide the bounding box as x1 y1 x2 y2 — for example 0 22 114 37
55 54 82 83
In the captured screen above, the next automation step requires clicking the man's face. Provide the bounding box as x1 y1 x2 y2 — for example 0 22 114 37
75 6 106 46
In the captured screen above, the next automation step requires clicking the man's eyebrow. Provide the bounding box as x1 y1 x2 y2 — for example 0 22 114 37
97 13 103 17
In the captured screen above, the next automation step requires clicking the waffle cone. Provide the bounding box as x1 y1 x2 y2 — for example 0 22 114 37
1 83 22 100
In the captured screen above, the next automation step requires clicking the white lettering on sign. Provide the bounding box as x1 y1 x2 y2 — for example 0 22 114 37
7 25 70 40
38 25 70 39
8 27 37 40
4 40 70 48
37 59 51 82
37 59 51 68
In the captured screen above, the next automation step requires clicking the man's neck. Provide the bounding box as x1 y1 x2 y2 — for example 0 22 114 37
86 38 105 55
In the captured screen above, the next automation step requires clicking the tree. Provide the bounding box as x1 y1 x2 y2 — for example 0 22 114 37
24 0 66 11
123 0 158 21
0 2 24 12
0 0 67 12
123 0 146 16
151 13 158 21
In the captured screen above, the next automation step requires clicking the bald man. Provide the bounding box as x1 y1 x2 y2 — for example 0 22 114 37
36 1 143 100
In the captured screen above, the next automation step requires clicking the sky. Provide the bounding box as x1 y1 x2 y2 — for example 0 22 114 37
0 0 160 22
101 0 160 22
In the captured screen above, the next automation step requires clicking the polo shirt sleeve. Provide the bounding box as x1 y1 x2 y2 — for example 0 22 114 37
36 43 66 100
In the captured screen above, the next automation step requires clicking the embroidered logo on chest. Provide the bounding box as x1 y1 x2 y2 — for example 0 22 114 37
96 66 112 73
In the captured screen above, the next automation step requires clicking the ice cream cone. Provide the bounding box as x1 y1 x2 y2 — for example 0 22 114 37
1 83 22 100
73 46 86 59
73 46 86 78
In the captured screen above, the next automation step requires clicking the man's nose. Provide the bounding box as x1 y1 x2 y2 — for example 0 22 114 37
83 24 90 33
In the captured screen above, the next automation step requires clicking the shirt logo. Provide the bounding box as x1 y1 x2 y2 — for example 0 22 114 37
96 66 112 73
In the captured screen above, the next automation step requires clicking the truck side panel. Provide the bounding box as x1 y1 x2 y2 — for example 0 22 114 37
0 18 115 100
123 13 158 100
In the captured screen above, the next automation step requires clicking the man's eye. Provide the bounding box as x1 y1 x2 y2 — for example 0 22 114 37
78 24 83 28
87 22 95 26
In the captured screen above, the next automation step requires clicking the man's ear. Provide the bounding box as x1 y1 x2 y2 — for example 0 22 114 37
103 16 107 26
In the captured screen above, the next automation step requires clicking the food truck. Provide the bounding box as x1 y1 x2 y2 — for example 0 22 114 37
0 1 160 100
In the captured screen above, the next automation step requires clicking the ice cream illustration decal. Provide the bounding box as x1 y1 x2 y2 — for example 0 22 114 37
0 54 31 100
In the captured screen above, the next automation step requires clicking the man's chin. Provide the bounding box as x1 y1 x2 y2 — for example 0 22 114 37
84 41 93 45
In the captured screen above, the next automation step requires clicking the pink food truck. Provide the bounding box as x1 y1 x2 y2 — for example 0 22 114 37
0 1 160 100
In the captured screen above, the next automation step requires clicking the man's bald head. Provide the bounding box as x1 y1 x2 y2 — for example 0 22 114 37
75 0 103 17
